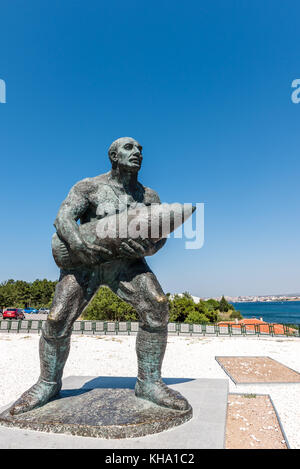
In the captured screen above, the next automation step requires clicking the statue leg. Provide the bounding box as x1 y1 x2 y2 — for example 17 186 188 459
108 259 190 411
9 268 99 415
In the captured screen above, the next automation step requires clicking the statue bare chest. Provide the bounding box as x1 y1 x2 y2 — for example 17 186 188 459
82 184 147 222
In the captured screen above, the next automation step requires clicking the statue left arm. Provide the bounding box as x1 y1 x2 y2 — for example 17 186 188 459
118 188 167 259
145 188 167 254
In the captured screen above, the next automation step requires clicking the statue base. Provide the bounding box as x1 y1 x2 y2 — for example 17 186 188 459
0 388 192 439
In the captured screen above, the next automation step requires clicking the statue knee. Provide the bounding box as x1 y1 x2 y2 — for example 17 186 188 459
42 311 68 340
155 294 168 305
141 294 169 330
47 306 63 323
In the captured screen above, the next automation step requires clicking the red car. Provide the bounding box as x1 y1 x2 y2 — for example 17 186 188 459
3 308 25 320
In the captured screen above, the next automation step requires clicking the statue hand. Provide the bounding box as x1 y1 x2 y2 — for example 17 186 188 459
74 241 114 265
119 238 157 259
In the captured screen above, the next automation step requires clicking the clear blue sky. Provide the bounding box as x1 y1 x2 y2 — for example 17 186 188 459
1 0 299 297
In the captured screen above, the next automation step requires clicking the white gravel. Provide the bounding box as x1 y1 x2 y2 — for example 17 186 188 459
1 333 300 448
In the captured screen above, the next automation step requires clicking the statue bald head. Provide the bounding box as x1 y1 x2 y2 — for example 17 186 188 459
108 137 143 172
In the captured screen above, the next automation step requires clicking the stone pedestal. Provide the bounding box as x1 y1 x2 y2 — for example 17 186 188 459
0 387 192 439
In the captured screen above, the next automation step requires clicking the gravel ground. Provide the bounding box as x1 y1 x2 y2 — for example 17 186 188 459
226 394 287 449
1 334 300 448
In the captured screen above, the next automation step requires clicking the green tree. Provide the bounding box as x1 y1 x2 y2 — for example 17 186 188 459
230 310 243 320
205 298 220 311
30 279 58 307
168 294 196 322
219 295 230 312
82 286 138 321
184 310 209 324
0 279 57 309
0 280 17 307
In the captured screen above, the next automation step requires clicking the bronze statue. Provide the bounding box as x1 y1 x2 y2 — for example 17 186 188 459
9 137 191 415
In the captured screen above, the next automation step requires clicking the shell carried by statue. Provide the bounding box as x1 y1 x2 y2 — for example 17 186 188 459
52 203 196 269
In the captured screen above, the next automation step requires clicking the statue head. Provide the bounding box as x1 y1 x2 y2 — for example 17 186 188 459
108 137 143 173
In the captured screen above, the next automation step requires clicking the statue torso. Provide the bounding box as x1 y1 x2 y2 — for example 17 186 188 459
78 173 157 225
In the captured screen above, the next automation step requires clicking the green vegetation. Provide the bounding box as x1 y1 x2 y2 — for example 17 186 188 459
167 292 242 323
83 289 242 323
0 279 243 324
0 279 57 309
229 309 243 320
220 294 232 312
82 286 137 321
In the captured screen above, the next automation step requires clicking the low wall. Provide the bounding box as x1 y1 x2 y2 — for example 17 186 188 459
0 319 299 337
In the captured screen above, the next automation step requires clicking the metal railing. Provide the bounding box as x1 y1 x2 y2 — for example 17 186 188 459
0 319 299 337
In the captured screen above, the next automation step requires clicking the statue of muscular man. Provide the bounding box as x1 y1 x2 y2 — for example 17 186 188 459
9 137 189 415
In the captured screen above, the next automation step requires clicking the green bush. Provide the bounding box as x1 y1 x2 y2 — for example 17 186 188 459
219 295 231 312
184 310 209 324
82 286 138 321
205 299 220 311
168 294 196 322
230 310 243 320
168 293 241 324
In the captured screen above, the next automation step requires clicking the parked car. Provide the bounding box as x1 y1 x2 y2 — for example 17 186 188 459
24 308 39 314
3 308 25 320
38 308 50 314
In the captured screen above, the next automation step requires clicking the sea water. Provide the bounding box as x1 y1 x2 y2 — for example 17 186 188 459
231 301 300 324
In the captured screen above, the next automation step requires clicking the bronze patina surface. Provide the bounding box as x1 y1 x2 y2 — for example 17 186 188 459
0 388 192 439
5 137 193 437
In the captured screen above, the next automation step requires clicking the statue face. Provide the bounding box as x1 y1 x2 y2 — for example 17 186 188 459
115 138 143 172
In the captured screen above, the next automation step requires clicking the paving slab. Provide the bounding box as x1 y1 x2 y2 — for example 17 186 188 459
215 356 300 384
0 376 228 449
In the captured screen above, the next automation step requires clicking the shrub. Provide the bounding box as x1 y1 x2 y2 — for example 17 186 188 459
230 310 243 320
184 310 210 324
219 295 231 312
82 286 138 321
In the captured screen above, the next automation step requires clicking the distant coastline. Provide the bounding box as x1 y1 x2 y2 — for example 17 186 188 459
204 294 300 303
233 298 300 303
230 301 300 324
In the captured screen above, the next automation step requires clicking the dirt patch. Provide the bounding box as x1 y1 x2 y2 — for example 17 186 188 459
226 394 287 449
106 337 123 343
216 356 300 383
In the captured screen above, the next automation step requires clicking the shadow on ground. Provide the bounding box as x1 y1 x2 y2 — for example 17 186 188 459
58 376 195 399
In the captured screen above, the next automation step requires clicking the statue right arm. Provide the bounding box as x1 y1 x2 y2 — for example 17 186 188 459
54 181 113 264
54 182 89 251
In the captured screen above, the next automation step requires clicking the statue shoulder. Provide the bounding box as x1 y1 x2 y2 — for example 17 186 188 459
142 185 161 204
72 173 109 197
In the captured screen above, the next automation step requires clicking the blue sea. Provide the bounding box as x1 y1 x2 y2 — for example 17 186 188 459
231 301 300 324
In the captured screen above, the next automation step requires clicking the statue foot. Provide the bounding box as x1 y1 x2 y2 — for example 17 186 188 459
135 378 190 411
8 379 62 416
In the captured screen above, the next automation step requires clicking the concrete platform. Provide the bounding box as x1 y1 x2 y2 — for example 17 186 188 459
0 376 229 449
0 387 193 439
